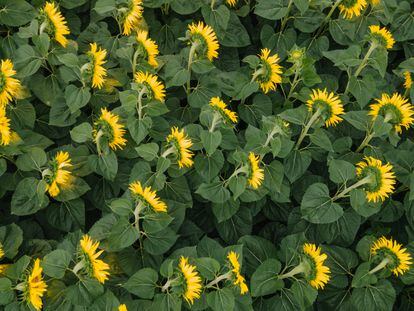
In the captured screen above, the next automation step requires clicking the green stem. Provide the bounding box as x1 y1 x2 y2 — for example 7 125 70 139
224 166 249 187
94 129 104 156
161 146 175 158
209 113 220 132
287 66 301 100
133 201 144 231
72 260 85 275
251 67 266 83
278 262 306 280
137 86 147 120
355 132 375 153
314 0 343 38
332 175 372 200
280 0 294 32
369 257 390 274
210 0 216 9
295 109 321 149
132 49 140 77
354 43 377 78
161 277 179 292
206 272 231 288
186 42 199 95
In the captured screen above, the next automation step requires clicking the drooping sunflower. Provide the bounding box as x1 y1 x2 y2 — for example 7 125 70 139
370 236 412 276
129 181 167 212
247 152 264 189
369 93 414 133
41 2 70 47
369 25 395 50
227 251 249 295
178 256 202 305
339 0 367 19
166 127 194 168
93 108 127 151
356 156 396 203
122 0 143 36
79 235 110 284
209 97 238 124
302 243 331 290
118 304 128 311
134 71 166 102
256 48 283 94
306 89 344 127
0 108 11 146
23 259 48 311
226 0 238 7
44 151 72 197
136 30 159 68
87 43 107 89
188 21 219 61
0 59 21 106
404 71 412 90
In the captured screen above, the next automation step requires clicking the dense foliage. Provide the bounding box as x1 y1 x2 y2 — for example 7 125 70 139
0 0 414 310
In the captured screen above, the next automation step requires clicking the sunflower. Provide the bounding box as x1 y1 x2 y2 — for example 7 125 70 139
209 97 238 124
226 0 238 6
247 152 264 189
302 243 331 290
122 0 143 35
0 108 11 146
134 71 166 102
178 256 202 304
369 25 395 50
306 89 344 127
44 151 72 197
356 156 396 203
79 235 110 284
404 71 412 90
41 2 70 47
23 259 48 311
227 251 249 295
93 108 127 151
369 93 414 133
339 0 367 19
370 236 412 276
87 43 107 89
136 30 159 68
129 180 167 212
166 127 194 168
119 304 127 311
255 48 283 94
0 59 21 107
188 21 219 61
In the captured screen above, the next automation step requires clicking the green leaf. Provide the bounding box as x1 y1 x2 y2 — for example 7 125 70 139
11 177 49 216
228 175 247 200
350 189 381 217
194 257 221 280
196 181 230 203
94 0 115 15
0 0 35 27
348 75 376 108
65 85 91 113
255 0 288 20
106 218 139 251
212 198 240 223
194 151 224 183
42 249 72 279
108 198 133 217
124 268 158 299
328 159 356 184
284 150 312 183
136 143 159 161
207 287 235 311
309 128 333 152
0 224 23 259
343 111 370 131
200 130 222 155
251 259 283 297
301 183 343 224
13 45 42 78
15 147 47 171
66 279 104 307
279 105 308 125
0 278 14 305
263 160 284 193
170 0 202 14
89 152 118 181
350 280 395 311
143 227 178 255
351 262 377 288
70 123 93 143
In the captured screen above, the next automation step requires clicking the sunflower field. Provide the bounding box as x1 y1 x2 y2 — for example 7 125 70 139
1 0 414 310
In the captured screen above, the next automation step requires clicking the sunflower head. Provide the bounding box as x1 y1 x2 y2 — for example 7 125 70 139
93 108 127 151
247 152 264 189
41 2 70 47
209 97 238 124
121 0 143 35
22 259 48 311
0 59 21 107
188 21 219 61
404 71 412 90
302 243 331 290
136 30 159 68
178 256 202 304
339 0 367 19
227 251 249 294
356 156 396 203
118 304 128 311
370 236 412 276
87 43 107 89
166 127 194 168
226 0 238 7
129 180 167 212
255 48 283 94
369 25 395 50
306 89 344 127
369 93 414 133
134 71 165 102
0 108 11 146
44 151 72 197
79 234 110 284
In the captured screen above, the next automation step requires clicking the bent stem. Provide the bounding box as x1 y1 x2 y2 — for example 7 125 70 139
133 201 144 231
186 42 199 95
251 67 266 83
369 257 390 274
132 49 140 77
161 146 175 159
295 109 321 149
137 86 147 120
94 129 104 156
355 112 392 153
224 166 249 187
278 262 306 280
72 260 85 276
209 113 220 132
287 65 301 100
354 42 378 78
210 0 216 9
332 175 372 200
162 277 179 292
206 272 231 288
